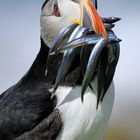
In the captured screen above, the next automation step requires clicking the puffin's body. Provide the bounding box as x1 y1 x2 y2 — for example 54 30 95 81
55 83 114 140
0 0 120 140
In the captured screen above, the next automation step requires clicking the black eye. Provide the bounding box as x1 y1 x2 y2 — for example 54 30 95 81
52 1 61 17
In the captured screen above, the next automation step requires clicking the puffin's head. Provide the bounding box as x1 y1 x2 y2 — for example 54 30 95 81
41 0 107 47
41 0 80 47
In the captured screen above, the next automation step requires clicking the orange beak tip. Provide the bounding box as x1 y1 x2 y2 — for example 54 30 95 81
82 0 108 39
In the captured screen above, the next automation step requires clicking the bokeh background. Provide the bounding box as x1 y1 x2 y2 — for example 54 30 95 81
0 0 139 140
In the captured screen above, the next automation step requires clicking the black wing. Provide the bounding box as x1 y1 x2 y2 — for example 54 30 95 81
0 82 60 140
0 38 62 140
15 109 62 140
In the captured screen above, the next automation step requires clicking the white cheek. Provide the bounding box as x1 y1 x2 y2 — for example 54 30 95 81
41 0 80 47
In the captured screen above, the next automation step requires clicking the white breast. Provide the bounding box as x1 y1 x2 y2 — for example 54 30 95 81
55 82 115 140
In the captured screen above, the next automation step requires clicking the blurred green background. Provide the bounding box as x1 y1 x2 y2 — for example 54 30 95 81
0 0 140 140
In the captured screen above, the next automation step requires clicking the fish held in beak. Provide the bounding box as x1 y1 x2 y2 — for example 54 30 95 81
55 30 121 53
81 31 121 102
49 24 78 54
53 26 87 92
102 17 121 24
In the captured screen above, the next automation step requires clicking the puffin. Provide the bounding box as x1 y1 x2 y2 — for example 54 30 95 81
0 0 120 140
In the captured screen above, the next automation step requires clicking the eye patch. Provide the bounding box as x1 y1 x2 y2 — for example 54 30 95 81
53 0 61 17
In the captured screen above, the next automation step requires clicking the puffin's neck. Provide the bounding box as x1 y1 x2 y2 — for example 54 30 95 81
21 38 50 83
30 38 49 79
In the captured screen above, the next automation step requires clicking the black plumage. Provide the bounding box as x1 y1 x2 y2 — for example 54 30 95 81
0 39 62 140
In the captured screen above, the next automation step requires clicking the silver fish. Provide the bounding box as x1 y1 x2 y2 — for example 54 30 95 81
104 23 115 30
55 30 121 53
46 24 78 75
102 17 121 24
101 42 120 101
53 26 87 92
55 35 101 53
81 38 108 101
81 32 121 101
108 30 122 43
50 24 78 54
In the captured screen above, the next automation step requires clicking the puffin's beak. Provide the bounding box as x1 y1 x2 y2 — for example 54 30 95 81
80 0 108 39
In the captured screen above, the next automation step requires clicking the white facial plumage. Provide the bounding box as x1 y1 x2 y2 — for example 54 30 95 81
41 0 80 47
